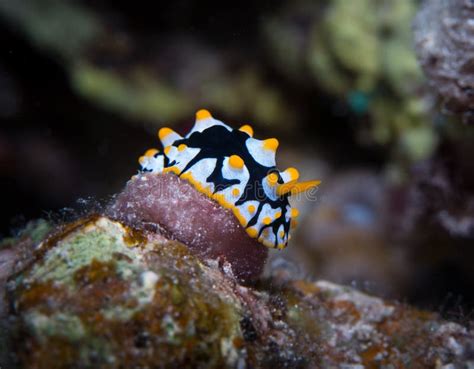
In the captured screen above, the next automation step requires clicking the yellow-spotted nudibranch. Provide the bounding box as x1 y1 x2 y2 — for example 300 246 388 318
138 109 321 249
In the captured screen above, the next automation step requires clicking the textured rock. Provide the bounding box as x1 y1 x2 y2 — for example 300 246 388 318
1 215 473 368
414 0 474 123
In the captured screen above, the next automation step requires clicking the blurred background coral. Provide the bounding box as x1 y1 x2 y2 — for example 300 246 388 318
1 0 473 318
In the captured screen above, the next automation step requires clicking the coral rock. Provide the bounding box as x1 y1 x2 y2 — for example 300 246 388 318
414 0 474 123
1 216 474 368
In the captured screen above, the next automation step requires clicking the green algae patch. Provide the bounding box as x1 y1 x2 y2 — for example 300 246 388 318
28 218 139 286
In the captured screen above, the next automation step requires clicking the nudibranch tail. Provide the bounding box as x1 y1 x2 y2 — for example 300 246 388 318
138 109 321 249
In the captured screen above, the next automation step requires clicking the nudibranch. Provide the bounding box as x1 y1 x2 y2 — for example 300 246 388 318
108 109 320 283
138 109 320 249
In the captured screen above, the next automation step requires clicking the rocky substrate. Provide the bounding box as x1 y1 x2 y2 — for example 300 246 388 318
0 216 473 368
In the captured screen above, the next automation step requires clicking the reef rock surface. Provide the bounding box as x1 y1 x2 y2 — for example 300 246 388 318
1 216 473 368
414 0 474 123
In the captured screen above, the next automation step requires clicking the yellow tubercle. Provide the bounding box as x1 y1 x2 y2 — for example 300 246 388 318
284 167 300 181
164 146 172 155
145 148 158 157
229 155 244 170
275 211 282 219
178 144 187 151
262 216 272 225
158 127 175 142
279 230 285 238
196 109 212 121
276 180 321 197
248 205 256 214
232 188 240 197
138 156 146 165
291 208 299 218
263 138 279 152
239 125 254 137
267 173 279 187
246 227 258 238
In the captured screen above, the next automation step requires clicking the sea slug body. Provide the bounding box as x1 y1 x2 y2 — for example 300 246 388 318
138 109 321 249
108 110 320 282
